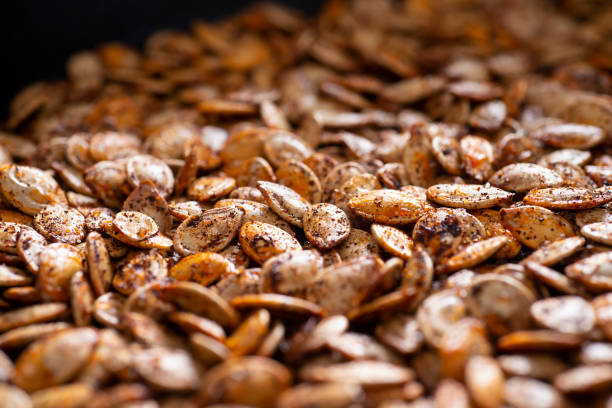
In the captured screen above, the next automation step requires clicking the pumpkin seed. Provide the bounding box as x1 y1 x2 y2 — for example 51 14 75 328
173 207 244 256
239 221 301 264
501 205 576 249
427 184 514 209
302 204 350 250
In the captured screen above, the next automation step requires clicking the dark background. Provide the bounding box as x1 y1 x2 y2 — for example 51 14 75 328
1 0 324 116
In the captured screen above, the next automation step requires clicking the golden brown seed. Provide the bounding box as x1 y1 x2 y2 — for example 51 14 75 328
465 355 504 408
321 162 365 202
30 382 94 408
123 180 172 234
190 332 231 366
497 330 583 352
427 184 514 209
371 224 413 260
523 187 612 210
37 243 85 302
336 228 379 259
327 332 402 363
348 189 432 225
377 162 411 189
70 270 94 326
201 356 292 407
239 221 302 265
585 165 612 187
449 80 503 100
500 205 576 249
522 236 585 266
187 176 236 202
167 311 226 341
413 208 485 260
471 209 521 259
0 303 68 333
0 209 32 225
169 251 235 286
332 173 381 216
469 100 507 131
86 232 113 297
524 262 580 295
275 159 322 203
112 250 168 295
214 268 263 302
437 236 510 274
233 157 276 188
381 76 446 104
439 317 492 379
538 148 592 168
2 285 40 304
263 132 313 168
89 132 141 162
227 309 270 356
402 123 438 187
231 293 325 317
13 327 98 392
497 354 567 380
81 207 115 232
160 281 238 328
460 135 495 182
0 322 71 350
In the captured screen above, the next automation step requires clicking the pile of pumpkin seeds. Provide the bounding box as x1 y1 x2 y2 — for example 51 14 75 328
1 0 612 406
